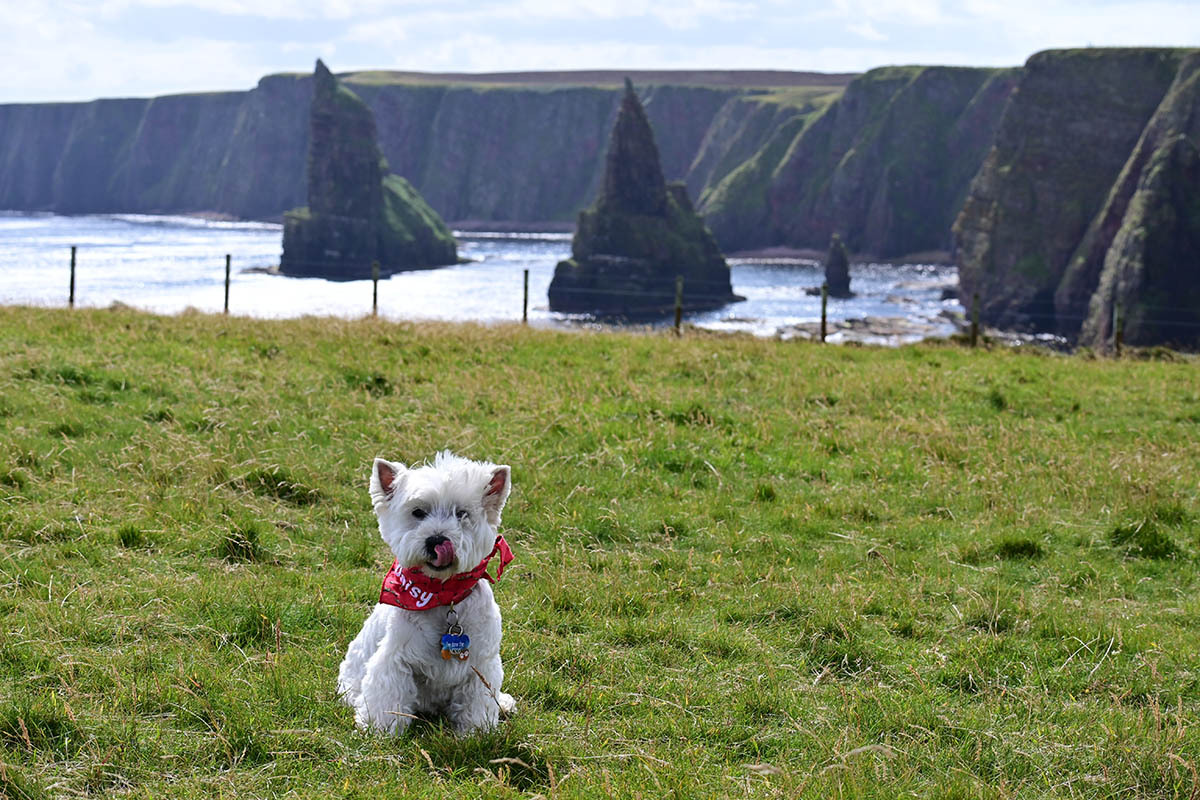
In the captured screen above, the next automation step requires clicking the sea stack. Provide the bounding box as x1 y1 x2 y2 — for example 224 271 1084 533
548 79 740 315
280 60 455 280
824 233 852 297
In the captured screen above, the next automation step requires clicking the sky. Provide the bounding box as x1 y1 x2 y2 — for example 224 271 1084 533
3 0 1199 103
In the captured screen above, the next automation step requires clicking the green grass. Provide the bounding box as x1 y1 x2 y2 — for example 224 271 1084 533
1 306 1199 798
743 86 844 109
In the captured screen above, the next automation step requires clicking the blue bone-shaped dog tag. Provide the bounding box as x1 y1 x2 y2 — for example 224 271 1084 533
441 632 470 660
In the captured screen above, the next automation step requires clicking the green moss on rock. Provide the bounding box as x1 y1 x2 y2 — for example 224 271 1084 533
280 60 455 279
702 65 1015 258
379 174 456 267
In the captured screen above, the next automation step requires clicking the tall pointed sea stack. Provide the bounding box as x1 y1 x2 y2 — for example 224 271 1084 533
548 79 740 315
280 60 455 279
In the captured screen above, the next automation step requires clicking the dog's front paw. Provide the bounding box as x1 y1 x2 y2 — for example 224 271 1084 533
448 701 501 737
335 681 360 710
355 705 412 736
452 716 498 737
497 692 516 717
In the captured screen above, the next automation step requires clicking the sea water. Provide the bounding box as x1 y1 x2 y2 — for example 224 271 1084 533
0 212 964 343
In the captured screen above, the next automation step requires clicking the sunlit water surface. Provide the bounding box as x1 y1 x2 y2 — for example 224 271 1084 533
0 212 964 343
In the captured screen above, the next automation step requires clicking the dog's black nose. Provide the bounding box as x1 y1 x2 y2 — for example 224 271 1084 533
424 534 456 569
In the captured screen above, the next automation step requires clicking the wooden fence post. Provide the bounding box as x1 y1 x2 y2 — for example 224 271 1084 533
1114 301 1124 357
69 246 76 309
224 254 231 314
674 275 684 335
371 261 380 317
820 282 828 343
522 268 529 324
970 293 980 348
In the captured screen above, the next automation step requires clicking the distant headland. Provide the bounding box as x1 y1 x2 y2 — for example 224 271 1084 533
2 51 1198 347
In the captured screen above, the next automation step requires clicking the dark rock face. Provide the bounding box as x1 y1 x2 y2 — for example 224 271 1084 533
280 61 455 279
699 66 1017 257
1077 53 1200 348
12 55 1199 344
0 74 846 239
548 81 739 316
306 61 383 224
601 81 668 217
824 234 852 297
0 78 751 221
215 75 311 218
954 48 1190 340
1088 136 1200 348
0 67 1002 260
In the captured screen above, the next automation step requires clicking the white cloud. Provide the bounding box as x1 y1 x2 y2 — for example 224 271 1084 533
343 16 409 46
0 5 288 101
89 0 424 21
830 0 948 25
497 0 755 23
337 33 988 74
962 0 1200 48
3 0 1200 101
847 20 888 41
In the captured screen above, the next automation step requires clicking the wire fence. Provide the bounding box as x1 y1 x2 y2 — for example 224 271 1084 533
53 247 764 336
976 304 1200 330
963 291 1200 354
44 246 1200 349
275 257 748 301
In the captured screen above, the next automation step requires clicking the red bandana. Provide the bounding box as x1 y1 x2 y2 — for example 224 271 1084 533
378 535 513 611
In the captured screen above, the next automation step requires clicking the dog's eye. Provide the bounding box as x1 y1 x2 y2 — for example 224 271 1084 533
455 508 469 521
411 508 427 520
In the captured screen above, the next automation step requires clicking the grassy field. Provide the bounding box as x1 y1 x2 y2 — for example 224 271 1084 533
1 306 1198 798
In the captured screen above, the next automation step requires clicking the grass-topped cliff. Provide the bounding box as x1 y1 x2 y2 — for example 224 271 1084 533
699 65 1018 258
0 71 853 226
2 306 1198 797
338 69 857 89
4 52 1200 347
0 64 1017 260
0 65 1000 259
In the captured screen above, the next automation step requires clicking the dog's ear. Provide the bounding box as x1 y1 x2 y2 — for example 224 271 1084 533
370 458 406 506
481 465 511 525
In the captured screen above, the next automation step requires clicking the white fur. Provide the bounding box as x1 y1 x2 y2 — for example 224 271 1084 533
337 451 516 736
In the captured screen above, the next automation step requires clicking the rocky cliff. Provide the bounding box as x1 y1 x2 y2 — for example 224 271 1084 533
954 48 1200 347
280 61 454 279
698 66 1018 257
1076 53 1200 348
0 73 823 225
548 81 737 316
8 56 1200 347
0 67 1006 261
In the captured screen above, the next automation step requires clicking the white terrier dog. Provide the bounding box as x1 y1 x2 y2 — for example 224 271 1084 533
337 451 516 735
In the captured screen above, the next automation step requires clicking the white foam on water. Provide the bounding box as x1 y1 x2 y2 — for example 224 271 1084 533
0 212 964 342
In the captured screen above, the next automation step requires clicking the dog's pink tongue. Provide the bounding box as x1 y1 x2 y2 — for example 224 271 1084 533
432 539 455 568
